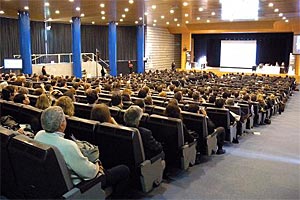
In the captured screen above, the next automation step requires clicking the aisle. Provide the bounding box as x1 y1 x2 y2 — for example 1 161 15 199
144 91 300 200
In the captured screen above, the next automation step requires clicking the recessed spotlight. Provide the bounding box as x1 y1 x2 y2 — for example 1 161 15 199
76 7 80 11
282 16 286 20
153 24 156 26
196 17 200 20
174 18 178 22
55 10 60 14
124 8 129 12
206 19 210 23
177 23 180 26
129 0 134 4
185 21 189 24
139 17 142 20
183 2 188 6
185 13 189 17
120 18 123 22
152 5 156 9
198 7 204 12
116 22 119 25
0 10 5 14
153 19 157 23
100 3 105 8
69 0 74 2
69 19 73 23
24 6 29 10
274 8 279 12
44 2 50 6
144 12 148 16
122 14 126 18
268 3 274 7
92 21 95 24
48 18 52 21
170 9 174 14
285 19 289 23
101 16 105 20
166 21 169 25
278 13 283 17
80 13 85 17
135 21 138 24
161 15 165 19
101 11 105 15
211 12 215 16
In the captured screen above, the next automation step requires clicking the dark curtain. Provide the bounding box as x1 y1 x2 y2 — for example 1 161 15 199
193 33 293 67
117 26 137 61
31 21 46 55
81 25 108 60
47 23 72 54
0 17 20 66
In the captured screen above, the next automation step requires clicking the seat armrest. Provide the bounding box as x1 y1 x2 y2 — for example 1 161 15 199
207 129 218 138
149 151 165 164
75 175 105 193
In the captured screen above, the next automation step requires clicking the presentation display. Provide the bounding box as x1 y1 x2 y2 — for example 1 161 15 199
220 40 257 68
293 35 300 55
4 59 23 69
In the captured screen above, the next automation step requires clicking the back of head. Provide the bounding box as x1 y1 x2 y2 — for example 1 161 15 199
134 99 145 109
2 85 15 100
55 96 75 116
188 104 199 113
13 93 26 104
41 106 65 133
164 103 181 119
86 89 98 104
215 98 225 108
90 103 111 123
36 94 51 110
124 105 143 127
225 98 235 106
111 92 122 106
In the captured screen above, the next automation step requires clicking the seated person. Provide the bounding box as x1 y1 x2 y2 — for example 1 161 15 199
164 103 197 144
35 94 52 110
86 89 99 105
188 104 225 154
90 103 118 125
124 105 163 160
110 92 123 110
34 106 131 198
13 93 30 105
215 98 241 123
2 85 16 101
55 96 75 117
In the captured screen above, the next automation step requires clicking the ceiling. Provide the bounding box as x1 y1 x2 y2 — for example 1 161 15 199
0 0 299 28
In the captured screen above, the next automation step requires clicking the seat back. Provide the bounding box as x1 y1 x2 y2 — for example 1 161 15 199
75 95 88 103
19 105 43 133
151 106 165 116
74 102 93 119
144 114 184 168
0 100 23 122
65 116 100 142
8 134 73 199
27 94 38 107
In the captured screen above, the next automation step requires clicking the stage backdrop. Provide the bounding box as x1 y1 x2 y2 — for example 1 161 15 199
193 33 293 68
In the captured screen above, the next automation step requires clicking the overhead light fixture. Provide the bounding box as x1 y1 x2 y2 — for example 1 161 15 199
101 11 105 15
161 15 165 19
44 2 50 7
116 22 119 25
211 12 216 16
69 19 73 23
80 13 85 17
135 21 138 24
177 23 180 26
185 21 189 24
152 5 156 9
278 13 283 17
92 21 95 24
120 18 123 22
129 0 134 4
183 2 188 6
144 12 148 16
76 7 80 11
206 19 210 23
274 8 279 12
0 10 5 14
196 17 200 20
268 3 274 7
185 13 189 17
139 17 142 20
55 10 60 14
174 18 178 22
166 21 169 25
48 18 52 21
69 0 74 2
101 16 105 20
170 9 174 14
46 26 51 30
122 14 126 18
282 16 286 20
198 7 204 12
100 3 105 8
153 24 156 26
24 6 29 10
124 8 129 12
285 19 289 23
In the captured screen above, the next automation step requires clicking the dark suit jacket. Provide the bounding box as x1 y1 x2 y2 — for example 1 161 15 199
138 127 163 160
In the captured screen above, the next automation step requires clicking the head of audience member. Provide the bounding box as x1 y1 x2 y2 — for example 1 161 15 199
33 88 44 96
18 87 29 95
144 96 153 105
138 88 148 98
86 89 98 104
41 106 66 133
242 94 250 101
188 104 200 114
164 103 182 119
192 91 200 101
55 96 75 116
215 98 225 108
35 94 51 110
134 99 145 111
111 92 123 108
51 90 63 99
44 84 53 93
91 103 115 124
13 93 30 105
63 89 76 102
2 85 16 101
168 98 178 106
222 91 231 99
0 81 8 92
225 98 235 106
124 105 143 127
174 91 183 103
168 84 176 92
158 91 167 97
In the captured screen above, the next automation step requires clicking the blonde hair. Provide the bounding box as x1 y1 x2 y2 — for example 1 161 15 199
35 94 51 110
55 96 75 116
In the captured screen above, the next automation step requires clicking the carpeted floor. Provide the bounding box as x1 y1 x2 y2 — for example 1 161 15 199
142 91 300 200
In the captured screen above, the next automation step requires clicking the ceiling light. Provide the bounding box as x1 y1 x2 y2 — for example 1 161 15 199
153 19 157 23
116 22 119 25
100 3 105 8
92 21 95 24
152 5 156 9
177 23 180 26
55 10 60 14
69 19 73 23
285 19 289 23
282 16 286 20
274 8 279 12
76 7 80 11
46 26 51 30
185 13 189 17
0 10 5 14
153 24 156 26
48 18 52 21
230 18 234 22
101 11 105 15
196 17 200 20
24 6 29 10
139 17 142 20
161 15 165 19
135 21 138 24
122 14 126 18
198 7 204 12
170 9 174 14
211 12 216 16
268 3 274 7
124 8 129 12
206 19 210 23
80 13 85 17
69 0 74 2
183 2 188 6
255 17 258 21
120 18 123 22
278 13 283 17
166 21 169 25
101 16 105 20
144 12 148 16
129 0 134 4
174 18 178 22
185 21 189 24
44 2 50 7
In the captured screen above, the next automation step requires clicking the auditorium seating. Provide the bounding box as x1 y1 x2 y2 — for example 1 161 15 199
94 122 164 192
74 102 93 119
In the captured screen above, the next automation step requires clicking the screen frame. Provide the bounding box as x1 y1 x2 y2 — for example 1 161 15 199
292 34 300 55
